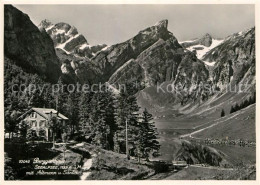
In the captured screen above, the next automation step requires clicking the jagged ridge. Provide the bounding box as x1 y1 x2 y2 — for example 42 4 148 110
39 19 107 59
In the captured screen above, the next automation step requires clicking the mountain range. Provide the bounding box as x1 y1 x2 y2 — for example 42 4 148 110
4 4 255 118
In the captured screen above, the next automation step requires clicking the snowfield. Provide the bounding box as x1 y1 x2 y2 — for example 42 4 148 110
79 43 90 50
185 39 224 60
204 61 216 67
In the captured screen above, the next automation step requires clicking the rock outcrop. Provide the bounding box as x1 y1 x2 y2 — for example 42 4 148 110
181 33 213 48
39 20 107 59
174 140 229 167
4 5 61 82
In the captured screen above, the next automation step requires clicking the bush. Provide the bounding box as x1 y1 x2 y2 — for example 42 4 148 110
38 128 46 141
151 161 170 173
4 153 16 180
69 132 88 142
26 129 38 142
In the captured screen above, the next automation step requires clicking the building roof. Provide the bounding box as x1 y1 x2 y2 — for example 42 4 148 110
18 107 69 120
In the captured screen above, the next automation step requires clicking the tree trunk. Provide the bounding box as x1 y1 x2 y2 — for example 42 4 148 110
71 125 74 135
52 133 55 149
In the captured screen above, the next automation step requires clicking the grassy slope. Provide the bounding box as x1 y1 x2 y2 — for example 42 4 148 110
152 92 253 130
153 103 255 167
186 104 256 167
165 165 256 180
212 145 256 166
193 104 255 141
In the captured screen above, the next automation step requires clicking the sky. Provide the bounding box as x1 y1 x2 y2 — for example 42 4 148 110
14 4 255 46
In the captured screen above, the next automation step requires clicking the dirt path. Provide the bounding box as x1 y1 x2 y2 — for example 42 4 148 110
69 143 94 180
189 164 234 171
80 158 93 180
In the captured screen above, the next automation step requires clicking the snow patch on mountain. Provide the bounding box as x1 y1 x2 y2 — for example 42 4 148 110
45 25 54 32
39 20 107 59
179 39 197 44
186 39 224 60
56 29 65 34
80 43 90 50
204 61 216 66
101 46 110 51
56 34 80 52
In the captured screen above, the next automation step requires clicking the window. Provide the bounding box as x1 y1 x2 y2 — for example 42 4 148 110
31 120 37 127
31 112 37 118
39 120 45 127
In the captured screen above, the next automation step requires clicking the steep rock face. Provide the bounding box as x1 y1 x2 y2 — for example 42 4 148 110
109 38 208 88
202 28 255 89
179 28 255 121
4 5 61 82
103 20 210 113
39 20 107 59
84 20 175 83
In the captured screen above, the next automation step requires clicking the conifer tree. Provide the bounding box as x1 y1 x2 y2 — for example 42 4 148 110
64 92 80 134
78 92 92 136
221 109 225 117
48 116 62 147
5 111 19 139
19 120 29 139
88 92 109 148
230 106 235 114
54 77 68 113
234 103 240 112
249 96 254 105
252 92 256 103
136 108 160 161
28 88 45 108
100 90 116 150
114 84 140 155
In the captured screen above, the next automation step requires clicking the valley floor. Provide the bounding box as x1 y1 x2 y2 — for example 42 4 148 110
152 104 256 179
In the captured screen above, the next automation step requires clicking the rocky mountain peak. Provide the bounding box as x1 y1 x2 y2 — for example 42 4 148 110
204 33 212 38
38 20 107 59
181 33 213 48
154 19 168 29
199 33 212 47
38 19 53 29
134 19 173 46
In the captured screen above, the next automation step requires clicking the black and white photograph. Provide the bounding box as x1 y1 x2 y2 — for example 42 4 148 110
2 1 258 182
